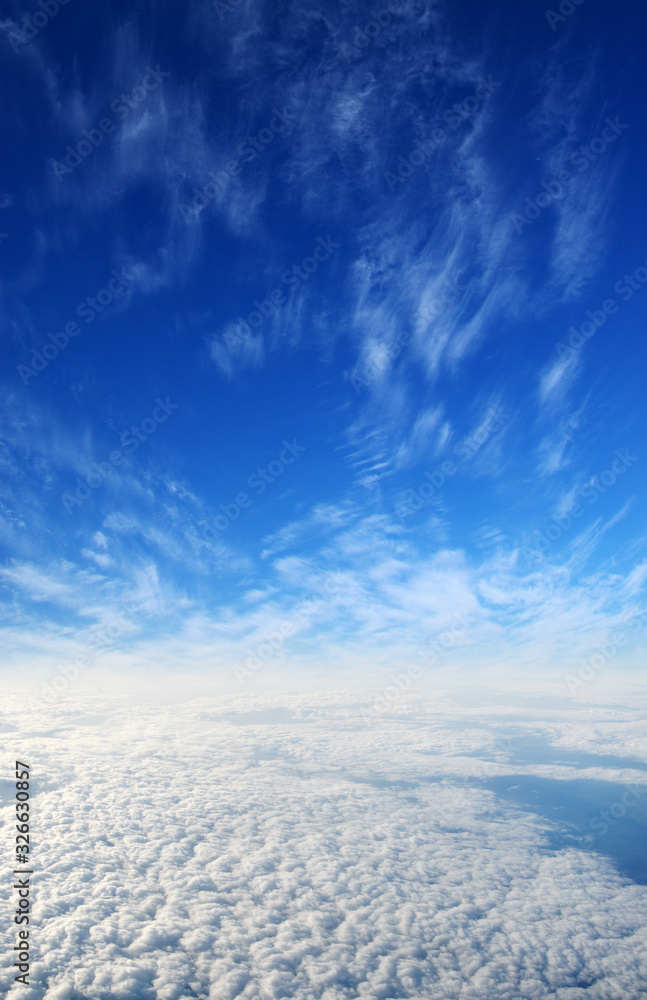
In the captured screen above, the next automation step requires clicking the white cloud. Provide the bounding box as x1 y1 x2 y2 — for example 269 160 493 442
210 324 265 378
539 350 580 403
0 562 77 603
0 689 646 999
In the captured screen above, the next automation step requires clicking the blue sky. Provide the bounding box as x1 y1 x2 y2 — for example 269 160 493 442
1 0 645 691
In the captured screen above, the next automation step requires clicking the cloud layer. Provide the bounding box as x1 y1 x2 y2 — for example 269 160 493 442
1 689 646 999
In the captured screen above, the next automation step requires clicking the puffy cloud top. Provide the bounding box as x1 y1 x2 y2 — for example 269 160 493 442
1 690 646 999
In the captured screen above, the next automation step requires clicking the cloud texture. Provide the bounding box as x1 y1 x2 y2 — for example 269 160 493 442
1 689 646 999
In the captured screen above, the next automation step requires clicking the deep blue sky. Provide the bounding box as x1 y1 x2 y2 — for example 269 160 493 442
1 0 645 688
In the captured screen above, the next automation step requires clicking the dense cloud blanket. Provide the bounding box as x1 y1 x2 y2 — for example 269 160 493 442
1 690 646 999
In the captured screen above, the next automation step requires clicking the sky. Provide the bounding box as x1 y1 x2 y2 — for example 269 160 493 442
1 0 646 697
